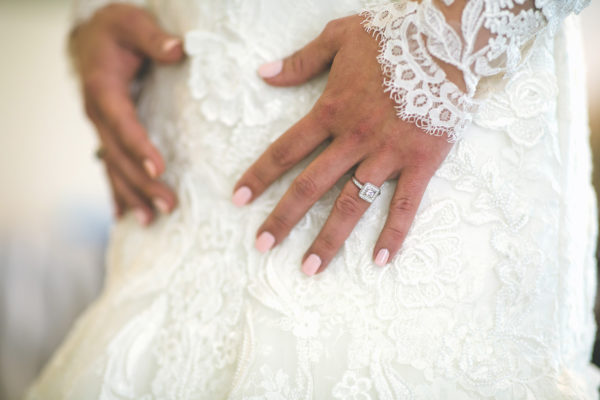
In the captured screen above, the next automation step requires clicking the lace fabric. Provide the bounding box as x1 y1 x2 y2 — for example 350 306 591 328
362 0 589 141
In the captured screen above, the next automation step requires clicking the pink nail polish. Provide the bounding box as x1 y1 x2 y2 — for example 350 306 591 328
232 186 252 207
134 209 149 226
162 38 181 53
143 159 158 178
153 198 170 214
375 248 390 266
302 254 321 276
258 60 283 78
255 231 275 253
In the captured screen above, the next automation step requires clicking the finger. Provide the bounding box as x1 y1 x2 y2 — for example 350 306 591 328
107 165 154 226
105 166 126 218
373 168 432 266
257 19 343 86
301 157 394 276
89 84 165 179
113 5 183 63
93 116 178 214
253 138 363 253
232 114 329 206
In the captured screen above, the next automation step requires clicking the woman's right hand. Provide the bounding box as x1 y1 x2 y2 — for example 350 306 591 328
69 4 184 225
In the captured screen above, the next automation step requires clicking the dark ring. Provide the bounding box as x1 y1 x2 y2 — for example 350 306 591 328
95 147 106 160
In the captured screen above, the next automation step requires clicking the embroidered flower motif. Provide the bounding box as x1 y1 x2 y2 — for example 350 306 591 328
376 200 463 314
246 366 295 400
476 69 558 147
280 310 321 339
332 371 372 400
185 31 280 127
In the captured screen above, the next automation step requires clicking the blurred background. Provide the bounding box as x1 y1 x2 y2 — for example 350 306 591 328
0 0 599 399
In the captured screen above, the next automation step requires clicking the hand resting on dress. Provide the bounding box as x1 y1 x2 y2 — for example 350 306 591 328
233 15 456 275
69 4 183 225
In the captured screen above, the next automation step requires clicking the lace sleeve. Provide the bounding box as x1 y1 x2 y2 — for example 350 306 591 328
72 0 146 26
361 0 589 142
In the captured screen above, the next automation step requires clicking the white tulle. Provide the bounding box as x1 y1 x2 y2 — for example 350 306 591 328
27 1 599 399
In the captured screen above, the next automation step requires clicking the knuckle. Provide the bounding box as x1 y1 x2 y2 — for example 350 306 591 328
82 75 103 98
270 213 292 233
384 225 407 244
334 192 362 217
348 121 373 144
390 196 414 215
247 168 269 188
291 174 319 200
270 143 295 169
118 7 143 28
315 233 337 254
321 19 343 43
315 97 341 125
289 51 306 76
139 179 159 196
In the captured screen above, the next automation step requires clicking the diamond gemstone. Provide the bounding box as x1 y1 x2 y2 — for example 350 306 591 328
359 183 380 203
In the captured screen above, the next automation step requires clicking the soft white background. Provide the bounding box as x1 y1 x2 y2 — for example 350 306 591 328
0 1 598 399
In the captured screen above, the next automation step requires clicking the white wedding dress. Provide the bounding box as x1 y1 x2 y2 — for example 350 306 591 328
27 0 600 399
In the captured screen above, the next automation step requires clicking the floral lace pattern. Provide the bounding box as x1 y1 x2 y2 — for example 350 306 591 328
27 1 598 399
362 0 589 141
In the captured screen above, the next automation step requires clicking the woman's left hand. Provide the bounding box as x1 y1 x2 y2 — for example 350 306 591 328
233 15 454 275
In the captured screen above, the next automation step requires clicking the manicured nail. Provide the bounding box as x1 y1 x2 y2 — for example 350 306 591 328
143 159 158 178
302 254 321 276
162 38 181 53
255 231 275 253
153 198 170 214
375 248 390 266
258 60 283 78
232 186 252 207
134 209 150 226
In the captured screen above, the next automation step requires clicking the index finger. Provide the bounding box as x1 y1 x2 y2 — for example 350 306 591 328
89 80 165 178
232 114 329 206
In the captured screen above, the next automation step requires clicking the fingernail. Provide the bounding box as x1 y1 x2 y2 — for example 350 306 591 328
232 186 252 207
153 198 170 214
134 209 150 226
375 248 390 266
255 231 275 253
258 60 283 78
143 159 158 178
162 38 181 53
302 254 321 276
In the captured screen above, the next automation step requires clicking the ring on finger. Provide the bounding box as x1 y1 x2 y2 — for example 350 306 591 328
351 176 382 203
95 146 107 160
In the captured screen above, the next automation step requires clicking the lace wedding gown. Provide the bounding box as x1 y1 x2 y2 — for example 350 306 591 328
27 0 600 399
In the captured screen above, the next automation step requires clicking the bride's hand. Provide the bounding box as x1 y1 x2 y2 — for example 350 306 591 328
70 4 183 225
233 15 454 275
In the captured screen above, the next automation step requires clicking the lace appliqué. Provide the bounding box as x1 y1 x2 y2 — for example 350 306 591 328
361 0 552 142
362 2 476 142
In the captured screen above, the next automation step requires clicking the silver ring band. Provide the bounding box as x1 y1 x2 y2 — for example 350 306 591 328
351 176 382 203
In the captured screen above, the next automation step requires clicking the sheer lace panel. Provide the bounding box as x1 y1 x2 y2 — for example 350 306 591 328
362 0 589 142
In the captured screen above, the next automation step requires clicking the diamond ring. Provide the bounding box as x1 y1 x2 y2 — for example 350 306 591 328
351 176 382 203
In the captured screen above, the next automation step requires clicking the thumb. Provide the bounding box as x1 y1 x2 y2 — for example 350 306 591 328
258 23 340 87
117 7 184 64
